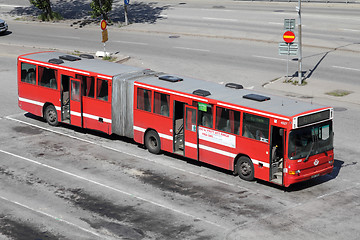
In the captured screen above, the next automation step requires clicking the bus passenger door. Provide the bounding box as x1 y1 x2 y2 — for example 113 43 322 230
270 126 285 185
184 105 198 160
70 78 83 127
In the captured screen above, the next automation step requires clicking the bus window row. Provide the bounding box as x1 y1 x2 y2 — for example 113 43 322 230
136 87 270 143
20 63 108 101
137 88 170 117
198 103 269 143
76 74 108 101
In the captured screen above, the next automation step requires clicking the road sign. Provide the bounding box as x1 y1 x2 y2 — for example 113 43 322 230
102 29 108 43
284 19 295 30
100 19 107 31
124 0 130 5
279 42 298 56
283 31 295 43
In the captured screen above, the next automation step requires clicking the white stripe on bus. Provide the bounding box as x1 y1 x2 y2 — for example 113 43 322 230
97 75 112 80
19 97 111 124
199 144 237 158
185 141 197 149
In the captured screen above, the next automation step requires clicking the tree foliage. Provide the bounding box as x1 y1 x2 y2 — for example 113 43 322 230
29 0 61 21
90 0 114 21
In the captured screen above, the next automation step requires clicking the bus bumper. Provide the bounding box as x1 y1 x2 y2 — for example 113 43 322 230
285 165 334 187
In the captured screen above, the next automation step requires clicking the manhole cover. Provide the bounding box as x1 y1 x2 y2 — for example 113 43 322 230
169 35 180 39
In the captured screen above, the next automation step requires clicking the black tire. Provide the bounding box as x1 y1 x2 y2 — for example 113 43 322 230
45 105 59 126
237 156 254 181
145 130 161 154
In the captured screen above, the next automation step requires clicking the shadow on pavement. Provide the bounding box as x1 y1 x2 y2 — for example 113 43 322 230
10 1 168 25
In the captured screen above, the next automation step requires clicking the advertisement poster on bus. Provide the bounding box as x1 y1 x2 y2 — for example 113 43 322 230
199 126 236 148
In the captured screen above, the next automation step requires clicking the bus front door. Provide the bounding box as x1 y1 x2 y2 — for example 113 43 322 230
184 105 198 160
70 78 83 127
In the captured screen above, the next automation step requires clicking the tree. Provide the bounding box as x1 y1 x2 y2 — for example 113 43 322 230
29 0 53 21
90 0 114 21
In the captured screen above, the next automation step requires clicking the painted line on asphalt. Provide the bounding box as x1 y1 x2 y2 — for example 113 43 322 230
341 28 360 32
0 195 107 239
0 148 228 230
202 17 238 22
333 65 360 72
114 40 149 46
174 46 210 52
4 115 239 189
253 55 287 62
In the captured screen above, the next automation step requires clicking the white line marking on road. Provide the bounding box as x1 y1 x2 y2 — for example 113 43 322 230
333 66 360 72
56 36 81 40
0 195 106 239
174 46 210 52
253 55 287 62
0 147 228 230
202 17 238 22
114 40 148 46
4 116 236 189
268 22 282 25
341 28 360 32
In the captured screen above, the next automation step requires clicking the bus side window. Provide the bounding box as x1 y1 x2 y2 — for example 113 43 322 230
199 104 213 128
96 78 108 101
21 63 36 84
38 66 57 89
154 92 170 117
77 75 94 98
137 88 152 112
215 107 240 135
242 113 269 142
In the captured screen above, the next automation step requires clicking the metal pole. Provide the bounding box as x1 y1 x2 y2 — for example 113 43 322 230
125 5 128 25
286 43 289 82
297 0 303 85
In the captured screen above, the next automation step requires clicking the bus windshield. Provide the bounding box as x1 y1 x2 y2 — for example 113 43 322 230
288 121 333 160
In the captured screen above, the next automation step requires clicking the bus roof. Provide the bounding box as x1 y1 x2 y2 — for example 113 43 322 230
136 74 327 119
19 51 142 77
19 51 328 119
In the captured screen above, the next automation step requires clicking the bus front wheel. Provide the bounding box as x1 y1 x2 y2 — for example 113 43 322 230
237 156 254 181
145 130 161 154
45 105 58 126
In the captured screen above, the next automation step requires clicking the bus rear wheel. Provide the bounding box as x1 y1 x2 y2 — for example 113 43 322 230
237 156 254 181
145 130 161 154
45 105 58 126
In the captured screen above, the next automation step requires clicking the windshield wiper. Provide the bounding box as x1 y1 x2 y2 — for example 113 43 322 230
304 141 314 162
304 128 318 163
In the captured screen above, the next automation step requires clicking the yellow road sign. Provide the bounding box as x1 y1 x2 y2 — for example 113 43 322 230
102 29 108 43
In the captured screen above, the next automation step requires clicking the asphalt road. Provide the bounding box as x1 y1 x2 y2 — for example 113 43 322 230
1 1 360 239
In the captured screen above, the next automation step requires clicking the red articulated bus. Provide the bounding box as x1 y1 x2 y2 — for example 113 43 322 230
17 51 334 187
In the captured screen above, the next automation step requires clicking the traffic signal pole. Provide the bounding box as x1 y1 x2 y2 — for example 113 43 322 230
297 0 303 85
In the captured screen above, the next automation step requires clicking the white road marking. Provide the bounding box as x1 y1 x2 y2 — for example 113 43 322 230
333 65 360 72
0 146 228 230
114 40 148 46
0 195 106 239
341 28 360 32
174 46 210 52
268 22 282 25
253 55 287 62
5 115 243 190
202 17 238 22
